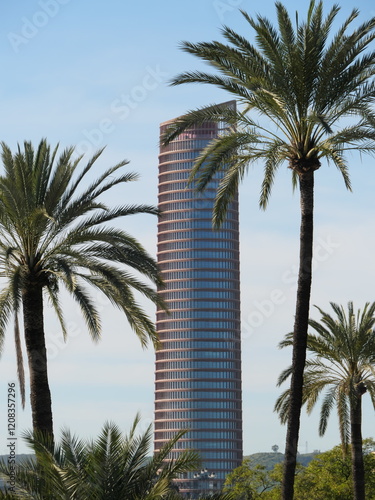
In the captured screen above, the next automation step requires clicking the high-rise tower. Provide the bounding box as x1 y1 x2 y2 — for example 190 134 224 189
154 102 242 498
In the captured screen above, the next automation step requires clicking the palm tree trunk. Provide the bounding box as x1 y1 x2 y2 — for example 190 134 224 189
282 170 314 499
22 282 54 439
350 393 365 500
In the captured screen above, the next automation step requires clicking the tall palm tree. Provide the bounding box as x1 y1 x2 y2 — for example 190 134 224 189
0 140 165 440
161 3 375 497
0 414 201 499
275 302 375 500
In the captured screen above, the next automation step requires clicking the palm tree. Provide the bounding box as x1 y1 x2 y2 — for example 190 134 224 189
275 302 375 500
0 414 201 499
161 3 375 497
0 140 165 440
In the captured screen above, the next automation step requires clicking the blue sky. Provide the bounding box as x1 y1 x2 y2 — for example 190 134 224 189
0 0 375 457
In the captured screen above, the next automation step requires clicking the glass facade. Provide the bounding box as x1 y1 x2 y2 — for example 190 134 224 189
154 102 242 498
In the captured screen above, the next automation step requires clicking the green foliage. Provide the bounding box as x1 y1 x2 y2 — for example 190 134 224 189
223 460 307 500
224 458 275 498
276 302 375 498
167 495 234 500
244 453 285 471
293 440 375 500
162 2 375 225
244 452 318 470
162 6 375 493
0 140 164 348
0 140 165 415
225 442 375 500
276 302 375 451
0 414 200 499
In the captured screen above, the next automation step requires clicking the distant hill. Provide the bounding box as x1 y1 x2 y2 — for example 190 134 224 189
0 454 33 464
0 452 319 491
0 452 320 470
245 451 320 470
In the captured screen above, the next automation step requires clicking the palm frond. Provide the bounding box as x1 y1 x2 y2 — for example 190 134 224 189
45 282 67 341
161 103 237 146
259 140 286 209
337 386 350 454
277 301 375 453
71 284 101 341
0 287 14 355
274 388 290 424
160 0 375 238
318 385 337 436
0 140 165 407
14 315 25 409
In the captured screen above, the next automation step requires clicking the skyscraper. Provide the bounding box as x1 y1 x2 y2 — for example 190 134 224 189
154 102 242 498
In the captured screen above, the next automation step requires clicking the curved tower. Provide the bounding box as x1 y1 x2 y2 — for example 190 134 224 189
154 102 242 498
